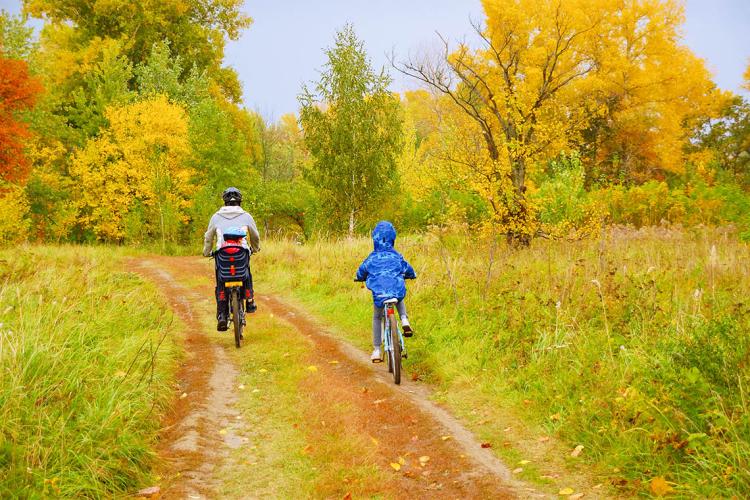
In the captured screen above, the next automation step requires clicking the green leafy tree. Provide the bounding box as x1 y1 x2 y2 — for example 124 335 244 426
0 9 35 59
299 24 403 237
23 0 250 101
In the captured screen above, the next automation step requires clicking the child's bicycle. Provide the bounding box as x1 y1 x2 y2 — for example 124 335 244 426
378 298 408 385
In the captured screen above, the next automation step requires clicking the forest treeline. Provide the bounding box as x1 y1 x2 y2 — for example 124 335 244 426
1 0 749 246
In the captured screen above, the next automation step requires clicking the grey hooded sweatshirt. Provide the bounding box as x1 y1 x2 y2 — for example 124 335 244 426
202 206 261 257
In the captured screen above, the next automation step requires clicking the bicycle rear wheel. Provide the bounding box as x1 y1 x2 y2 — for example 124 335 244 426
389 314 401 384
231 291 242 348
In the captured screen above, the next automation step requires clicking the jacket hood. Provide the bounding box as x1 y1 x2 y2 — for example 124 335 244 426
217 205 246 220
372 221 396 251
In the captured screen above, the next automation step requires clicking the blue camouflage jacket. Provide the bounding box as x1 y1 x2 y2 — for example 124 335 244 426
355 221 416 307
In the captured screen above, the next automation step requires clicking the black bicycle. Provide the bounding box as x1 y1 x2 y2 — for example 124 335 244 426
214 243 251 348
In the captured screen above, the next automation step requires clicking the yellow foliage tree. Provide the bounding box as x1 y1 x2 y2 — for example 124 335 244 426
585 0 726 182
397 0 607 243
396 0 723 243
0 184 31 245
71 95 192 243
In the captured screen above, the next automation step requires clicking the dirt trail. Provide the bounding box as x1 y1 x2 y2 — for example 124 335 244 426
132 260 246 499
134 256 546 499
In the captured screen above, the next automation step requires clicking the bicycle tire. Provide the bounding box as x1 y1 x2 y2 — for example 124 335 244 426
389 314 401 384
231 291 242 348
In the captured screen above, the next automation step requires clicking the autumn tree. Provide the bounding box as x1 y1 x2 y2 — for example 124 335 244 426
23 0 251 101
581 0 723 185
395 0 723 244
300 24 403 237
396 0 607 244
692 65 750 184
0 52 43 184
71 95 192 243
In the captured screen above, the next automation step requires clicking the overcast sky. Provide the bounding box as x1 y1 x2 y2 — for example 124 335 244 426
2 0 748 119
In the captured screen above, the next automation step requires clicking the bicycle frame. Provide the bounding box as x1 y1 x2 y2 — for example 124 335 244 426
381 301 406 360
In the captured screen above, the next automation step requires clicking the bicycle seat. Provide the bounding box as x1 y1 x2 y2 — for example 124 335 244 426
383 298 399 304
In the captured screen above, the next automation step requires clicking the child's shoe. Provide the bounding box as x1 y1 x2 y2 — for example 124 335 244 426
371 348 382 363
402 318 414 337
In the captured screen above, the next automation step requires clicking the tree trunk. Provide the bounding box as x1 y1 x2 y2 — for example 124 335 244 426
348 209 355 239
505 159 532 247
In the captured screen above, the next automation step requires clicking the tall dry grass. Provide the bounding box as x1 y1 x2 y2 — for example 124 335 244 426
0 246 181 497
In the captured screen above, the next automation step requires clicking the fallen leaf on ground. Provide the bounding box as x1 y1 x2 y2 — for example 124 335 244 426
114 371 127 378
219 429 228 436
419 456 430 465
373 399 386 404
518 460 531 465
238 384 245 390
569 494 585 499
411 435 419 442
481 442 492 448
342 493 352 500
550 413 561 421
411 372 420 381
512 467 523 474
390 462 401 471
252 388 260 393
441 435 452 441
398 456 406 465
306 365 318 372
328 360 339 364
538 436 550 442
301 445 313 455
179 392 187 399
650 476 674 496
503 427 512 432
571 444 584 457
370 436 379 446
258 368 267 373
558 487 575 495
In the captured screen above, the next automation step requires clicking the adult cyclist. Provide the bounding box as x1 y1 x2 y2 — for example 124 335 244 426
203 187 261 331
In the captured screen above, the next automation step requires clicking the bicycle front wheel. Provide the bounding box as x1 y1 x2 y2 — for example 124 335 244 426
389 314 401 384
231 291 242 348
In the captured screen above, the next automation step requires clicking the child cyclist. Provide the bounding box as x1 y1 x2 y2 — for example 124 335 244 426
355 221 416 362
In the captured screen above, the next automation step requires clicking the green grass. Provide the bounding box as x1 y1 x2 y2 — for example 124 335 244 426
257 227 750 497
0 246 182 498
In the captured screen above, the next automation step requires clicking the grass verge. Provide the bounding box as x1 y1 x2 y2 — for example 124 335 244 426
0 246 181 498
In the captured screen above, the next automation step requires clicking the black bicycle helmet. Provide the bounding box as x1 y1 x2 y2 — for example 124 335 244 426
222 187 242 205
